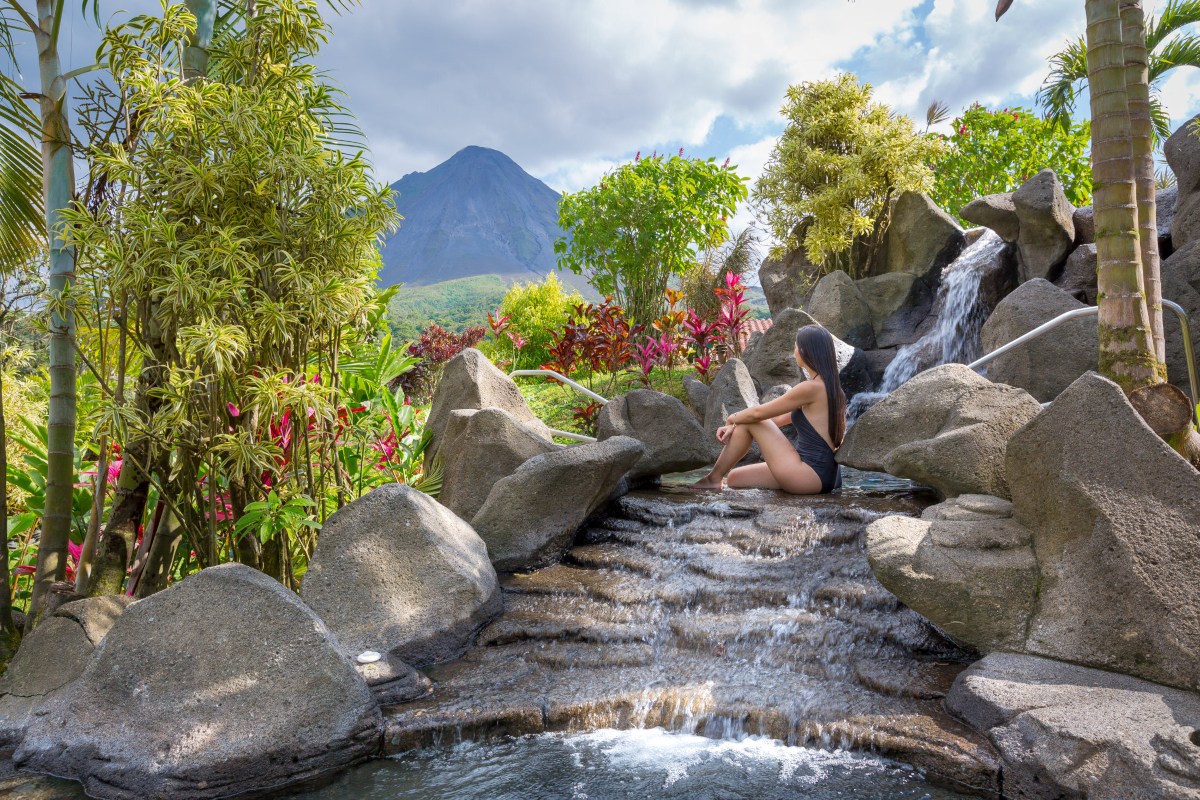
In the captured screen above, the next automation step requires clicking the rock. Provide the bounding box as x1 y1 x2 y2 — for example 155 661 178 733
874 297 934 349
355 653 432 705
855 273 924 337
1158 185 1178 258
758 383 791 404
759 250 814 317
1071 205 1094 245
960 193 1019 242
425 348 552 460
838 346 875 399
948 652 1200 800
1013 169 1075 283
745 307 814 393
836 363 1043 498
301 483 503 666
865 372 1200 683
862 348 898 388
1007 372 1200 690
703 358 759 449
866 513 1036 652
741 330 765 368
885 191 967 283
438 408 560 521
597 390 712 478
979 278 1099 402
14 564 382 800
920 494 1014 522
472 437 644 572
1166 114 1200 251
1161 241 1200 399
0 596 137 750
1053 242 1097 305
682 373 709 421
805 270 875 349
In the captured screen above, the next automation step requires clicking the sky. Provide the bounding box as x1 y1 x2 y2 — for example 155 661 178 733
13 0 1200 240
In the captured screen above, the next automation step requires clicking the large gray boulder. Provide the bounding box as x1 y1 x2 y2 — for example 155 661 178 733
866 372 1200 688
597 390 712 478
1008 372 1200 690
1166 114 1200 251
438 407 560 521
745 308 814 394
855 272 924 338
836 363 1042 498
682 373 709 421
960 193 1019 242
1161 241 1200 398
885 191 967 283
980 278 1099 402
472 437 644 572
1013 169 1075 283
758 251 813 318
0 596 135 750
1053 242 1097 305
425 348 552 459
1158 185 1178 258
703 358 759 448
948 653 1200 800
1072 204 1095 245
805 270 875 349
866 498 1036 653
301 483 502 666
14 564 381 800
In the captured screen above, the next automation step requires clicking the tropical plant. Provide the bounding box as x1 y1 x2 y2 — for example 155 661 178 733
682 227 760 320
556 150 746 325
489 274 582 370
714 274 751 359
931 105 1092 221
55 0 398 599
394 324 485 400
752 73 946 279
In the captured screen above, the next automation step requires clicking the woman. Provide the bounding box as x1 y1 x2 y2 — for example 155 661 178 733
691 325 846 494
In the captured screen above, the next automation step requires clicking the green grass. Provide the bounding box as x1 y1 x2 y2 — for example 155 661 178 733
387 275 509 341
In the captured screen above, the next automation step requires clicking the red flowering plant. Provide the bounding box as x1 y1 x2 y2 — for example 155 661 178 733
393 323 486 401
714 272 750 359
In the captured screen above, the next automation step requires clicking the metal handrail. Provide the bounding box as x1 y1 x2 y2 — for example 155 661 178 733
509 369 608 443
508 369 609 405
967 301 1200 427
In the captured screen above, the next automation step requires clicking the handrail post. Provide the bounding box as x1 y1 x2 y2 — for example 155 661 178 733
1162 299 1200 428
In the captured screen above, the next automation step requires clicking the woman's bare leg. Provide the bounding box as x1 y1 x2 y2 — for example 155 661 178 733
727 421 824 495
690 423 755 490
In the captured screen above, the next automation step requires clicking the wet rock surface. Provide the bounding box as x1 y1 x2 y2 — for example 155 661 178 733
379 483 1002 796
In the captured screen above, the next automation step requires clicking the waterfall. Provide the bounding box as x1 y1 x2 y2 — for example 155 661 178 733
848 230 1007 421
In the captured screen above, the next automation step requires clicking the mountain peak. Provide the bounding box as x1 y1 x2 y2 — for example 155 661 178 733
378 147 566 288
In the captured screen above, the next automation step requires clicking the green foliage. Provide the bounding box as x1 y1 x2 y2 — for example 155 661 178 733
492 274 583 370
556 152 747 325
753 73 945 274
931 105 1092 220
386 275 508 341
234 491 320 546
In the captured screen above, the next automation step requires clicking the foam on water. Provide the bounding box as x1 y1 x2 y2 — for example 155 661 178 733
849 230 1007 421
300 728 972 799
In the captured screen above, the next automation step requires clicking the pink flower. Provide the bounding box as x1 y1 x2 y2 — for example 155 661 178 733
107 459 123 486
723 157 730 168
227 402 240 417
678 147 683 156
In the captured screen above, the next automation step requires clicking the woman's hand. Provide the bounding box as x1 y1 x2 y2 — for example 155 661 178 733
716 424 735 443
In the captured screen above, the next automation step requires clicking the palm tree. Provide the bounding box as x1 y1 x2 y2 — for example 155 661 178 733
999 0 1162 394
1038 0 1200 143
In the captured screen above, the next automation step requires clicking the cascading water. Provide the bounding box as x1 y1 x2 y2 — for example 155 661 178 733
848 229 1008 421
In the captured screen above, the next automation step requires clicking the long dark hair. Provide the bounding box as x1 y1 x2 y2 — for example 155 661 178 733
795 325 847 448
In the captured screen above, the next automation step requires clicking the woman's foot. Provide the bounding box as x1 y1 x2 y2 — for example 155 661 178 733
689 476 725 491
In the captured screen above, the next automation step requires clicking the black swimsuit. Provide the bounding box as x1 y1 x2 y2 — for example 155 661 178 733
790 409 841 493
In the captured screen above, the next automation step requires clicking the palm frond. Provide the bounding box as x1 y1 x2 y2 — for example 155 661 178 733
1157 165 1177 189
1037 35 1089 132
1150 92 1173 145
925 99 950 132
1150 31 1200 82
0 74 45 272
1147 0 1200 51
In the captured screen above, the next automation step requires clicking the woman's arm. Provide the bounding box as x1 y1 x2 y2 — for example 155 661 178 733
727 382 817 425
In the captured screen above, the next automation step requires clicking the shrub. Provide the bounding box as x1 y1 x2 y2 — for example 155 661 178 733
557 150 747 325
931 104 1091 221
752 73 946 278
493 274 583 370
394 324 485 400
